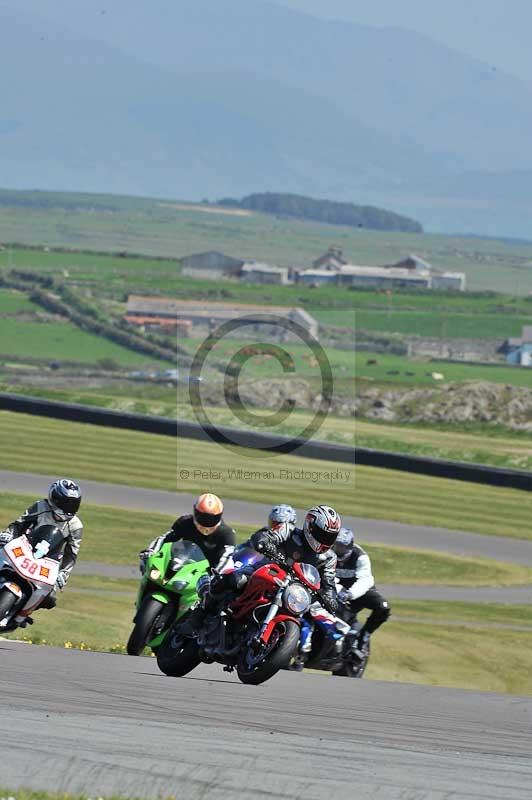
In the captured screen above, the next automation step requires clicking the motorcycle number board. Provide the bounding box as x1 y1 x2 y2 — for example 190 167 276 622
4 536 59 586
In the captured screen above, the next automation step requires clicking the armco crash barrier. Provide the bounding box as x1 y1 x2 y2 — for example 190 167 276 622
0 391 531 490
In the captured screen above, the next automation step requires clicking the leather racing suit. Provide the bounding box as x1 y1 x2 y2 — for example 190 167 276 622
2 499 83 582
335 542 390 636
1 499 83 609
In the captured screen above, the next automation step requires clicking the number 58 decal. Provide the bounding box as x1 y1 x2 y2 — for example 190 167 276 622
20 557 39 576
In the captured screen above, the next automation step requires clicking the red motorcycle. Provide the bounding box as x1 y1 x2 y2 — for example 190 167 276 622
156 549 321 685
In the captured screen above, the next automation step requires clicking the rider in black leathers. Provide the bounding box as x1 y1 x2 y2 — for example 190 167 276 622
140 493 235 575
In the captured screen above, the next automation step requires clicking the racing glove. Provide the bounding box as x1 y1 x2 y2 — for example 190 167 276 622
55 570 68 591
0 530 13 546
254 536 287 567
139 535 166 569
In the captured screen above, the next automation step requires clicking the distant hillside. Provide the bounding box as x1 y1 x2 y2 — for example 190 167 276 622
2 0 532 236
2 188 532 295
219 193 422 233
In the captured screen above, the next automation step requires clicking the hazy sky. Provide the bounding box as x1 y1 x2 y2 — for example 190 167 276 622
279 0 532 83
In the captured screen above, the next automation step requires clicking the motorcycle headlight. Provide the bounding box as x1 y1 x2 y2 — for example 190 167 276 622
283 583 311 615
149 568 161 581
172 580 188 591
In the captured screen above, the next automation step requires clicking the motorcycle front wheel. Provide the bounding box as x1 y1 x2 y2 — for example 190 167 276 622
0 589 19 626
156 623 201 677
237 619 300 686
126 596 166 656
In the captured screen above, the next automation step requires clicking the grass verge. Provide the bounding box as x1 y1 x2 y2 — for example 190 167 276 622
2 412 532 540
367 600 532 695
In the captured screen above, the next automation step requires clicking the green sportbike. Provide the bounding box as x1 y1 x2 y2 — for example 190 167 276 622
127 540 209 656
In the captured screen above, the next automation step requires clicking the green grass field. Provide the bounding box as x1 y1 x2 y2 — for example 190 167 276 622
0 318 153 365
353 419 532 470
350 308 532 339
2 190 532 293
3 245 532 338
176 334 355 380
1 411 532 540
0 288 35 314
368 602 532 694
354 351 532 387
0 289 163 366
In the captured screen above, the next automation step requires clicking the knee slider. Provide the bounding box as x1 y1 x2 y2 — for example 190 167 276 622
379 600 391 621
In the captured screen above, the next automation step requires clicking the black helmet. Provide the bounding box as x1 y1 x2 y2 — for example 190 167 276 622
48 479 82 520
303 505 342 553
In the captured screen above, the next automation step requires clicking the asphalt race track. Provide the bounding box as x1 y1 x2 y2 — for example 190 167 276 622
1 641 531 800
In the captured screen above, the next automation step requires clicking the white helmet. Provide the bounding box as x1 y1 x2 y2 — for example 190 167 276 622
268 504 297 533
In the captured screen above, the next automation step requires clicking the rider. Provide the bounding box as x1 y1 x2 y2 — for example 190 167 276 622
333 527 391 656
0 478 83 619
194 505 341 663
250 504 341 614
267 504 297 534
140 493 236 574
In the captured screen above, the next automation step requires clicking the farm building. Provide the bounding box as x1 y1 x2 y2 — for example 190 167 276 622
502 326 532 366
295 269 339 286
124 314 192 335
296 265 432 289
181 251 244 280
337 266 432 289
240 262 290 285
384 254 432 272
311 245 348 271
125 296 319 340
297 248 466 291
431 272 466 291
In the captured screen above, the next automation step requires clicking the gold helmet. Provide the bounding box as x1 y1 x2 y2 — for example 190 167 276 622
193 493 224 536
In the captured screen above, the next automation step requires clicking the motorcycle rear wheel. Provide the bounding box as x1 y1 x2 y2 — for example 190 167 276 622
237 619 300 686
126 596 166 656
156 623 200 677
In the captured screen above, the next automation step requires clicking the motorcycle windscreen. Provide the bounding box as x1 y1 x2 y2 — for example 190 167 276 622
292 562 321 591
170 540 205 570
26 524 66 560
232 545 265 569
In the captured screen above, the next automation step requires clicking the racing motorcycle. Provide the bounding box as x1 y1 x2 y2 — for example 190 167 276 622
0 524 65 632
156 547 321 685
127 540 209 655
298 602 370 678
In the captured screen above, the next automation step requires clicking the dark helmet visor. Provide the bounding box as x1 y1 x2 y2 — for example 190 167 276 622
194 509 222 528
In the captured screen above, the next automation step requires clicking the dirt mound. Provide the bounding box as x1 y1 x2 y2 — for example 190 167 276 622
357 381 532 429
